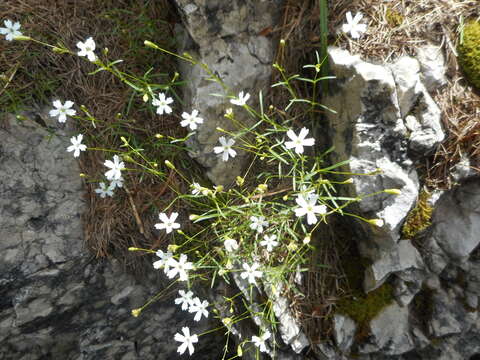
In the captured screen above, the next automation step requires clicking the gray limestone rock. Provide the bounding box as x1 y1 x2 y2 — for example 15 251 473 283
364 240 424 292
0 111 221 359
333 314 357 353
359 303 414 356
174 0 284 186
416 44 447 93
429 177 480 260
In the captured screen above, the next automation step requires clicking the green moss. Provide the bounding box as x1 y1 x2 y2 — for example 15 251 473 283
402 190 433 239
386 8 404 27
336 283 395 341
458 20 480 89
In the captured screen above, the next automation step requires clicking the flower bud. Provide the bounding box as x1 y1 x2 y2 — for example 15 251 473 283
131 308 142 317
384 188 401 195
128 247 142 251
155 133 163 139
236 176 244 187
164 160 175 169
142 93 149 102
367 218 384 227
144 40 158 49
167 244 179 253
280 39 286 46
189 214 200 221
303 235 311 244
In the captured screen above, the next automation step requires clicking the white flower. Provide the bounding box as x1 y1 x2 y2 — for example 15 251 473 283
284 127 315 154
175 290 194 311
0 20 22 41
230 91 250 106
67 134 87 158
213 136 237 162
252 330 271 353
153 250 174 272
104 155 125 180
191 182 202 196
294 193 327 225
368 218 384 227
188 297 209 322
224 238 239 252
49 100 76 123
152 92 173 115
166 254 193 281
174 327 198 356
109 177 124 189
95 182 114 198
240 262 263 284
342 11 367 39
154 212 180 234
260 235 278 252
180 110 204 130
76 37 97 61
249 216 268 233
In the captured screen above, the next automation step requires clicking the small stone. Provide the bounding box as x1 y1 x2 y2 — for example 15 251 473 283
333 314 356 353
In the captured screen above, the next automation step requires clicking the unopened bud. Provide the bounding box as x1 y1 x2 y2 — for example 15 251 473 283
155 133 163 139
164 160 175 169
189 214 200 221
236 176 244 187
280 39 286 46
368 218 384 227
131 308 142 317
128 247 142 251
167 244 179 253
144 40 158 49
384 188 401 195
79 173 87 178
142 93 149 102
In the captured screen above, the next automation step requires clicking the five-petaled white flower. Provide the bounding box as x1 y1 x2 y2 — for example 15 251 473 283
166 254 193 281
153 250 174 272
174 327 198 356
260 234 278 252
285 127 315 154
240 262 263 284
180 110 203 131
104 155 124 180
152 92 173 115
213 136 237 162
67 134 87 158
249 216 269 233
224 238 239 252
342 11 367 39
189 297 209 322
109 177 124 189
49 100 76 123
0 19 22 41
77 37 97 62
295 193 327 225
191 182 202 196
252 330 271 353
95 182 114 198
230 91 250 106
154 212 180 234
175 290 194 311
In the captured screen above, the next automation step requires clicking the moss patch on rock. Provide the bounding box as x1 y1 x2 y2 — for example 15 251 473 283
458 20 480 89
402 190 433 239
336 282 395 341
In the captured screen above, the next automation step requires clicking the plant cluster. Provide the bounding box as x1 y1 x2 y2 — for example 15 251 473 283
0 10 399 359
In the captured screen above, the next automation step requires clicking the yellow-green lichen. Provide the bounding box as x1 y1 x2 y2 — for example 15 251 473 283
336 283 395 341
402 190 433 239
458 20 480 89
386 8 404 27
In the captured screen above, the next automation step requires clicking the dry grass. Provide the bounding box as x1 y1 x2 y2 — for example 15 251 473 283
0 0 201 271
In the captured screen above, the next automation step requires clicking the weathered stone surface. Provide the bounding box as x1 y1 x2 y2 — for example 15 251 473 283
359 303 414 356
0 111 220 359
429 177 480 260
364 240 424 292
333 314 356 353
174 0 284 186
416 44 447 92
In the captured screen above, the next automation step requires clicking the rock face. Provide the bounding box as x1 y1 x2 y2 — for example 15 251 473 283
174 0 284 186
0 111 220 359
322 47 444 290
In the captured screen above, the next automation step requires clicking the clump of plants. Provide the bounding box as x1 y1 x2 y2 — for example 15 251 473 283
1 11 398 359
402 189 433 239
458 19 480 90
